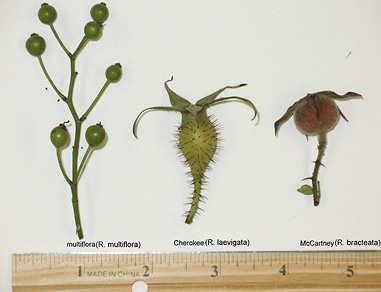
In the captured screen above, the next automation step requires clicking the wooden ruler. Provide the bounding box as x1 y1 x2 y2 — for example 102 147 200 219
12 251 381 291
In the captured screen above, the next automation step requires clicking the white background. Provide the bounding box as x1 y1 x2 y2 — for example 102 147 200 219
1 0 381 290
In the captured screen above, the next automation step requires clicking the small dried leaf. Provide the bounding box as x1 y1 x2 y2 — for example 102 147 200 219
297 185 314 195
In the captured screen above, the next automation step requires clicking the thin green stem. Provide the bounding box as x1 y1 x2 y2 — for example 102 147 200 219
67 56 77 102
72 121 82 184
49 24 71 57
72 36 89 60
70 183 84 239
81 81 110 121
312 132 327 206
77 146 93 180
38 56 67 101
56 147 71 184
66 57 80 121
64 37 88 239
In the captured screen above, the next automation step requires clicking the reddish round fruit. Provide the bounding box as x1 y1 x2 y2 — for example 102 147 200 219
293 94 339 136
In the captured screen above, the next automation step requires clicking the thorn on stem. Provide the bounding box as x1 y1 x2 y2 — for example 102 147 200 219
314 159 326 167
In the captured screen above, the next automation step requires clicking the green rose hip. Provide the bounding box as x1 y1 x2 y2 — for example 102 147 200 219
50 124 69 148
105 63 122 83
90 3 109 23
38 3 57 25
86 123 106 147
26 33 46 57
84 21 102 40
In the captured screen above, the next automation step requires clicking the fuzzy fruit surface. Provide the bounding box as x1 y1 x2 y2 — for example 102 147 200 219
179 110 217 179
179 110 217 224
294 94 339 136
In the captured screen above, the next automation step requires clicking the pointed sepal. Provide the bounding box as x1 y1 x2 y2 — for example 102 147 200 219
133 106 181 138
196 83 247 106
164 77 192 109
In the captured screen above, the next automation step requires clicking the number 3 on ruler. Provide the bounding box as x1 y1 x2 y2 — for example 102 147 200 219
211 265 218 277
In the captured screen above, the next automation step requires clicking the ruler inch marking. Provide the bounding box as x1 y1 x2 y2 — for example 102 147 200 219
11 251 381 290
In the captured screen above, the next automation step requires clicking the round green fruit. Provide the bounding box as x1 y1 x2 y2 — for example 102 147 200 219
84 21 102 40
105 63 122 83
86 123 106 147
90 3 109 23
50 124 69 148
26 34 46 57
38 3 57 25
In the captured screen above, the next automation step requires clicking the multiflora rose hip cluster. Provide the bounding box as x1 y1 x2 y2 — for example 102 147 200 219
26 3 122 239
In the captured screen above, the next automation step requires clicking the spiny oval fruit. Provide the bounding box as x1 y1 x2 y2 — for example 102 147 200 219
133 77 257 224
178 111 218 223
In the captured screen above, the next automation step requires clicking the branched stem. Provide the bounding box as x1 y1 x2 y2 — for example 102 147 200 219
38 56 67 101
72 121 82 183
81 81 110 121
41 24 111 238
312 132 327 206
56 147 71 184
49 24 71 57
67 57 78 103
72 37 88 60
52 34 89 238
77 146 92 180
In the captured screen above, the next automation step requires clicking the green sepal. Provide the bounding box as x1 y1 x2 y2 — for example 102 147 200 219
205 96 258 121
196 83 247 106
134 77 258 137
165 77 192 109
186 105 203 120
133 106 181 138
297 185 314 195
